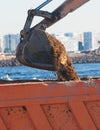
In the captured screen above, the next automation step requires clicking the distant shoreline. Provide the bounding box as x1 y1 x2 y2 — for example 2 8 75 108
70 51 100 64
0 55 20 67
0 51 100 67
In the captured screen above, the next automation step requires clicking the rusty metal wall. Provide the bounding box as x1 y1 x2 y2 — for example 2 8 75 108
0 78 100 130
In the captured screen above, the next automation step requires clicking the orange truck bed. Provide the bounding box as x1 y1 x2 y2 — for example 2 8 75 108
0 78 100 130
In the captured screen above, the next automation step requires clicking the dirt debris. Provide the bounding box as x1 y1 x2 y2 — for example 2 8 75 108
46 33 79 81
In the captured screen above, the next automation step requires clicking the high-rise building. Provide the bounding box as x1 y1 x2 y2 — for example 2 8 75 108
0 37 2 53
0 35 4 53
54 33 78 53
93 32 100 50
83 32 92 51
3 34 20 54
78 41 83 51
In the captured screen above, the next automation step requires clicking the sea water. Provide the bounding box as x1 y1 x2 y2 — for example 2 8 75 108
0 63 100 80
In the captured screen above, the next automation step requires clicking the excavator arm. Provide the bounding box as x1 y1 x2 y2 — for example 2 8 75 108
33 0 90 30
16 0 90 73
21 0 89 38
21 0 53 37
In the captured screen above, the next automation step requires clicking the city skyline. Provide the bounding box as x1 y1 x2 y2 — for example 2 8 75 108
0 31 100 54
0 0 100 35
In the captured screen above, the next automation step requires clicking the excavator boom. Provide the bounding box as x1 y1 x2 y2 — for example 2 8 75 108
33 0 90 30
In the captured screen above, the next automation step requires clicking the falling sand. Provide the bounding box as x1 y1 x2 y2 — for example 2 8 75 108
46 33 79 81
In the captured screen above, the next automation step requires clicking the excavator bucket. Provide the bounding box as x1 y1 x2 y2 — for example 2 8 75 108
16 28 79 81
16 29 54 70
16 0 90 70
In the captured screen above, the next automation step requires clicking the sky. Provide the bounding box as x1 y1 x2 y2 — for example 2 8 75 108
0 0 100 35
